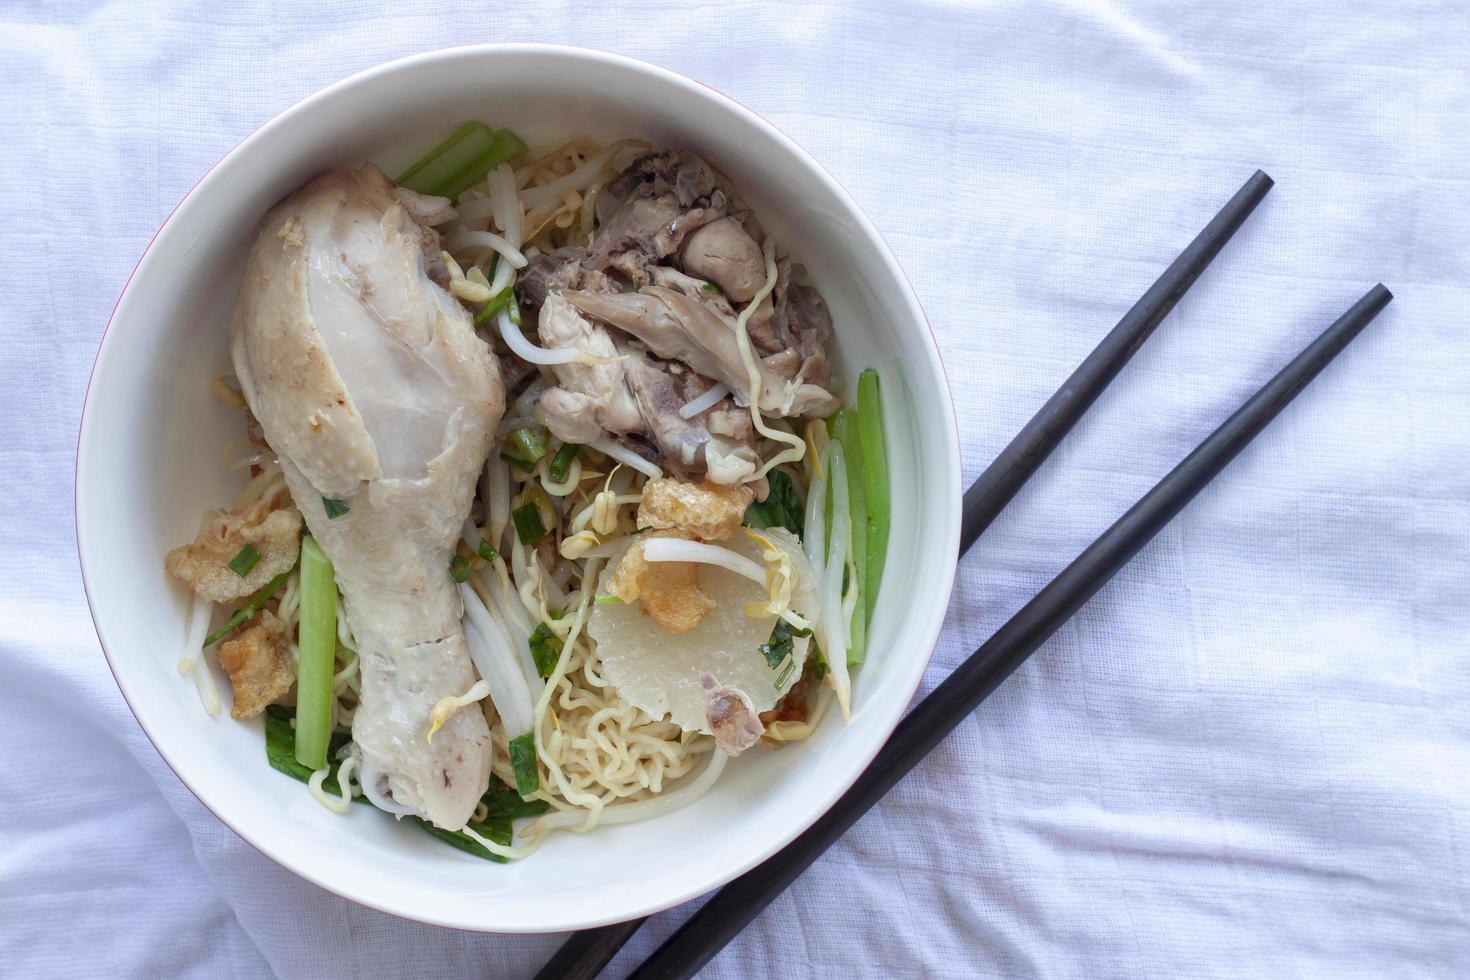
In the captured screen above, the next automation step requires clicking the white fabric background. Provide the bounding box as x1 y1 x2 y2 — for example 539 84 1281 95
3 1 1467 976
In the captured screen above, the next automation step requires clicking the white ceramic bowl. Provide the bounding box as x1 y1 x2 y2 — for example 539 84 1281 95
77 44 959 932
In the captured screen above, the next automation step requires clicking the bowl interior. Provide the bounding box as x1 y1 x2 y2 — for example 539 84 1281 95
78 45 959 932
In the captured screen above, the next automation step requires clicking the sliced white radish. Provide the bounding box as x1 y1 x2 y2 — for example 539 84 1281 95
586 527 816 733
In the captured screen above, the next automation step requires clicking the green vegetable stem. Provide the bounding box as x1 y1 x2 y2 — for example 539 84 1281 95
293 535 337 771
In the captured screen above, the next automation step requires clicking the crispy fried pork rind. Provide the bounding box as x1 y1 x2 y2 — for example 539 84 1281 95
636 478 753 542
607 534 715 633
217 609 295 720
165 502 302 603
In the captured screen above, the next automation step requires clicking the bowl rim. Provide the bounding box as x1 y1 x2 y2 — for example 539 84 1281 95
77 42 961 932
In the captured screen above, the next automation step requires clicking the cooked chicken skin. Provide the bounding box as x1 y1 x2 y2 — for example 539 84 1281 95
514 149 840 478
231 164 502 831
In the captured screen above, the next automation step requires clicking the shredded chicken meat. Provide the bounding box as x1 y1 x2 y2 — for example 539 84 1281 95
515 148 840 483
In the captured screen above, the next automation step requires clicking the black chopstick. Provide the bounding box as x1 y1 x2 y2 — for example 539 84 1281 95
532 170 1273 980
961 169 1273 548
625 284 1392 979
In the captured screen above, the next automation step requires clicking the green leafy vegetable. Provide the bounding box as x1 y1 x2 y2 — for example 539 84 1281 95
857 369 889 624
509 731 539 796
396 122 529 201
479 776 551 821
528 622 560 678
759 619 813 670
449 554 471 583
548 442 581 482
397 122 496 191
473 286 515 327
203 568 293 648
227 543 261 578
743 469 804 537
829 409 869 665
411 816 512 863
265 709 545 864
295 536 337 771
321 496 349 519
263 705 360 800
511 503 547 544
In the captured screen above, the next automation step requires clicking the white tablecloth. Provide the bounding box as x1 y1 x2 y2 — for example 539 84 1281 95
4 1 1468 976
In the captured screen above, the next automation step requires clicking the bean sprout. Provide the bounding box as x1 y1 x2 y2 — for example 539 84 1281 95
498 309 613 366
444 230 527 269
588 438 662 479
678 382 730 419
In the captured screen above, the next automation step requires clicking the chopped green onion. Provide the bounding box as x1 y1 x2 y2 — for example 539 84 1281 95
449 554 471 583
701 281 720 293
477 538 499 563
509 297 523 327
396 123 528 201
775 657 796 689
548 442 581 482
547 607 566 621
294 536 337 772
594 594 623 606
322 496 349 519
500 451 537 473
508 427 548 466
508 731 539 796
829 409 868 665
203 568 293 648
474 285 515 327
227 543 261 578
511 503 547 544
527 622 559 678
857 369 889 625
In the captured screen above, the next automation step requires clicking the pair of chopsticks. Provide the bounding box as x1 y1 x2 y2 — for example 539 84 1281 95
537 170 1393 980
